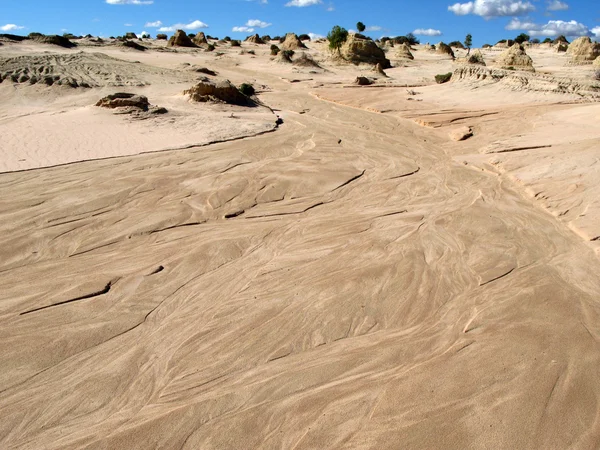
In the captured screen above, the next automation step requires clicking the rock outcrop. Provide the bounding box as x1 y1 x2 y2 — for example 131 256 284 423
436 42 455 59
396 43 414 60
567 37 600 64
340 34 391 69
96 93 149 110
168 30 197 48
184 79 255 106
452 65 599 98
245 34 265 44
192 32 207 46
354 76 373 86
495 43 535 72
281 33 306 50
594 56 600 67
449 126 473 141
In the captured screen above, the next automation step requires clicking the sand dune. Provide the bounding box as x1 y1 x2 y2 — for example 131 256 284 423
1 38 600 449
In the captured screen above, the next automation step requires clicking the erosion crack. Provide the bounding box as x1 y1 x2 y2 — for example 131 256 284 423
20 279 117 316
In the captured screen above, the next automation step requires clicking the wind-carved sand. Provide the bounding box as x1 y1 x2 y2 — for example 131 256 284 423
1 36 600 449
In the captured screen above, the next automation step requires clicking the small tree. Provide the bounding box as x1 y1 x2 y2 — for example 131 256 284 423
356 22 366 33
464 33 472 55
405 33 419 45
327 25 349 53
514 33 530 44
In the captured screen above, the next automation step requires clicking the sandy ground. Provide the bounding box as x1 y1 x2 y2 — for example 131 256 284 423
1 37 600 449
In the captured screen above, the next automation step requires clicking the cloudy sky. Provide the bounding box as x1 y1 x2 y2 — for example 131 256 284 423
1 0 599 45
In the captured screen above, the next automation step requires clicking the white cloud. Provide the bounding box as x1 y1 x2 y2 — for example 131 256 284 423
592 27 600 38
506 18 590 37
547 0 568 11
124 23 134 27
413 28 443 36
145 21 162 27
245 19 271 28
285 0 322 7
1 24 25 32
448 0 535 17
106 0 153 4
158 20 208 32
308 32 324 39
327 4 335 11
246 0 268 3
232 26 254 33
365 26 382 31
139 31 150 38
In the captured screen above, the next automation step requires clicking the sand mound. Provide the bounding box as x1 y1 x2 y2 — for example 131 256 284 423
495 43 535 72
555 42 568 53
340 34 391 69
281 33 306 50
436 42 455 59
0 52 181 88
274 51 293 64
192 32 207 46
567 37 600 65
292 52 321 68
456 50 486 66
169 30 197 48
120 40 147 51
396 43 414 60
32 34 76 48
245 34 265 45
373 62 387 76
184 79 256 106
594 56 600 67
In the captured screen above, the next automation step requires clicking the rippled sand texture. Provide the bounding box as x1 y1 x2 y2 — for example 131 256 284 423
1 40 600 449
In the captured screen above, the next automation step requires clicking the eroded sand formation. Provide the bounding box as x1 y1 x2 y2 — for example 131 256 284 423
1 36 600 449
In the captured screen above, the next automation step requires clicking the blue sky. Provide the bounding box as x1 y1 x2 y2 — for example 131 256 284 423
1 0 599 46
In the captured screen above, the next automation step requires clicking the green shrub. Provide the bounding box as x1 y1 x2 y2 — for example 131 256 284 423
435 72 452 84
224 36 231 41
282 49 294 59
206 44 215 52
327 25 348 52
239 83 255 96
261 35 271 41
356 22 366 33
156 33 167 40
230 40 241 47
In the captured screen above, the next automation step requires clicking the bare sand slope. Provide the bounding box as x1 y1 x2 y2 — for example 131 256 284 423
1 40 600 449
2 78 600 449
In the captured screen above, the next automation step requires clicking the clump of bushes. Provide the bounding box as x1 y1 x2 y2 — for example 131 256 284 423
239 83 255 96
272 36 281 41
230 40 241 47
206 44 215 52
448 41 465 49
223 36 231 42
156 34 167 40
282 49 295 59
298 34 311 41
270 44 280 55
435 72 452 84
125 32 137 40
261 35 271 42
